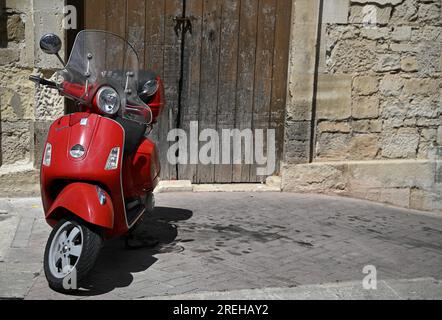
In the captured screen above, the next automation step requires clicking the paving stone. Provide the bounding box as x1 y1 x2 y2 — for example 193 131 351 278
11 217 35 248
0 193 440 299
0 270 36 299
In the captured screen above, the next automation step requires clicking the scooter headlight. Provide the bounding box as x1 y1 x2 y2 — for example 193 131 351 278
43 142 52 167
97 86 120 115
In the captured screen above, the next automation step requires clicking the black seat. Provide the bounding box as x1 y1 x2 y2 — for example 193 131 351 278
115 117 146 155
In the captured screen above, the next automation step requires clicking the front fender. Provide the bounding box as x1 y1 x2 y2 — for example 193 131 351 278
46 182 114 229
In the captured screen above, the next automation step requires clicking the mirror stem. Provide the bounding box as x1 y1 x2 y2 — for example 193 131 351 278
55 53 65 66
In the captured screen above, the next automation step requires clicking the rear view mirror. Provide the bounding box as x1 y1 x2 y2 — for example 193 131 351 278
40 33 62 55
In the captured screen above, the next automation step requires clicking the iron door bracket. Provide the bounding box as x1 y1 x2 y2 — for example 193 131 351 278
173 16 195 37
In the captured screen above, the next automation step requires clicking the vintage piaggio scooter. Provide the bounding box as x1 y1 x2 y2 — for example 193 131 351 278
29 30 165 292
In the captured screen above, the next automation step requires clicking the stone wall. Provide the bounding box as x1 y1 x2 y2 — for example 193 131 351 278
283 0 441 212
0 0 64 171
0 1 33 166
317 0 441 162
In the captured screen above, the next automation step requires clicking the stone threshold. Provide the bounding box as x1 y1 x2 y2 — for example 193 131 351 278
155 177 282 193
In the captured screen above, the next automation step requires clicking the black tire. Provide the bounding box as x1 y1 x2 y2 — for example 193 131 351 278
43 218 102 293
145 192 155 214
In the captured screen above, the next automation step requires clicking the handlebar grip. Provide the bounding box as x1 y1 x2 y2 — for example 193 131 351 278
29 75 41 83
29 75 58 89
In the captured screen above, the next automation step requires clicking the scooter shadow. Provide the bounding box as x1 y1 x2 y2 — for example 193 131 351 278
71 206 193 297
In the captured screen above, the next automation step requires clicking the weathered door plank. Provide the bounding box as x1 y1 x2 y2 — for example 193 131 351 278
161 0 183 180
144 0 170 180
250 0 276 182
126 0 146 68
232 0 259 183
179 0 204 182
214 0 241 183
196 0 222 183
85 0 106 30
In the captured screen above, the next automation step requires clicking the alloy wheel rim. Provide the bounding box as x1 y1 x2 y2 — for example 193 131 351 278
48 221 83 279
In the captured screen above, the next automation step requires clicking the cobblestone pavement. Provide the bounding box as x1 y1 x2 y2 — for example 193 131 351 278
0 193 441 300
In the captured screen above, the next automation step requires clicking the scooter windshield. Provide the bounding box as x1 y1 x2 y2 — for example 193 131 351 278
58 30 152 124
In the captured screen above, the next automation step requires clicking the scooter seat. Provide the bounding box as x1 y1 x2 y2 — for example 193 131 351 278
114 117 147 155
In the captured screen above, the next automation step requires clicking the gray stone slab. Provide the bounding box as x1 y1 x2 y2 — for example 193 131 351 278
0 270 36 299
11 217 35 248
0 215 19 261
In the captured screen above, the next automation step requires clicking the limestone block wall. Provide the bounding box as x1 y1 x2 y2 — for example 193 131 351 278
283 0 441 212
0 0 33 165
0 0 64 169
316 0 441 162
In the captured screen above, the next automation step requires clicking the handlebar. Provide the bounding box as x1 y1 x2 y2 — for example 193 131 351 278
28 75 84 104
29 75 59 89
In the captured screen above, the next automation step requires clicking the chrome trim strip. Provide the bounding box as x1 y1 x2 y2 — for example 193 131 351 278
105 117 147 230
104 117 130 230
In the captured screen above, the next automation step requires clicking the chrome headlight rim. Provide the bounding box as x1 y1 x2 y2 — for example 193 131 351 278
97 86 120 115
141 79 159 97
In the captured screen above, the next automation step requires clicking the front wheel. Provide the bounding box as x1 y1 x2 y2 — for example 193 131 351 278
44 219 102 293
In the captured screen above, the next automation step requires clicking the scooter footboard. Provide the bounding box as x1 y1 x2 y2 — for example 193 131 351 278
46 182 114 229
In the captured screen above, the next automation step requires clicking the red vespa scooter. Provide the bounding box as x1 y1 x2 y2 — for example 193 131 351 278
29 30 165 292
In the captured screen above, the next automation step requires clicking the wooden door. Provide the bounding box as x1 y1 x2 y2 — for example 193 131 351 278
83 0 291 183
85 0 182 180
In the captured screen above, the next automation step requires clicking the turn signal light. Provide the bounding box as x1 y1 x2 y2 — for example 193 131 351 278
43 143 52 167
105 147 120 170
